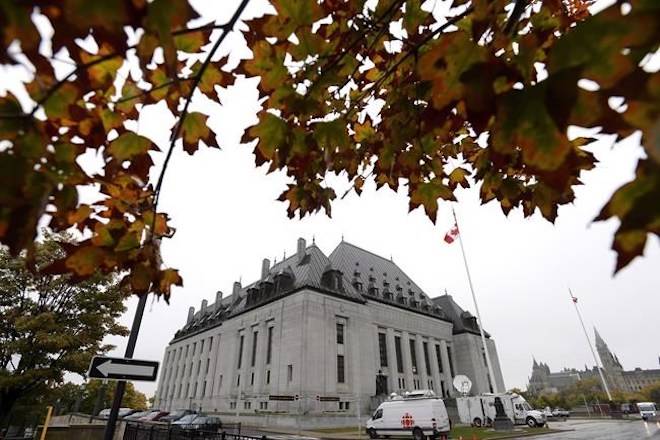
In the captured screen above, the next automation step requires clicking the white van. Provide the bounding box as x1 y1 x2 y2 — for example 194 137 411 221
456 393 545 427
638 402 657 421
366 392 451 440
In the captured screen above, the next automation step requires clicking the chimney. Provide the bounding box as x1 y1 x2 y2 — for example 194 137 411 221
261 258 270 280
201 299 208 313
297 237 306 262
232 281 241 297
187 306 195 324
215 291 223 310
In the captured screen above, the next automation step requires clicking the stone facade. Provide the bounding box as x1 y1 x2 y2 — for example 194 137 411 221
528 328 660 395
153 239 505 421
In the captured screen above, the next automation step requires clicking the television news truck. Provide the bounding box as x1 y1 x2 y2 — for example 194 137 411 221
366 390 451 440
456 392 546 428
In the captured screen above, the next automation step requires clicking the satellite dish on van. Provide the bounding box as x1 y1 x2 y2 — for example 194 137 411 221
453 375 472 394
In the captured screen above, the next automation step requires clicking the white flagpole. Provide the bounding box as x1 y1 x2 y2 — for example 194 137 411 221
569 288 612 401
452 207 499 394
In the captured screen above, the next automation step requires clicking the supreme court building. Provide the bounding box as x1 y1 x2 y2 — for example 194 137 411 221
153 238 505 422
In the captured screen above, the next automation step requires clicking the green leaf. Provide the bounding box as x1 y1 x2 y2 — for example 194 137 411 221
180 112 217 154
43 83 79 119
108 132 153 161
247 112 289 161
418 31 486 110
313 119 350 151
492 84 570 171
409 179 456 222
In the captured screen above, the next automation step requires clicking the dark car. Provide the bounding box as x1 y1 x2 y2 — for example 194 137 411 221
123 410 154 421
140 410 169 421
160 409 196 423
172 415 222 431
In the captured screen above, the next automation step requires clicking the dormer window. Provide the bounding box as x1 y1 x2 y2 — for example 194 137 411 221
274 271 294 292
321 268 344 292
353 280 363 291
368 285 379 296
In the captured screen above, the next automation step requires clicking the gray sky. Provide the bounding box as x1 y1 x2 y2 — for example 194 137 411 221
2 0 658 399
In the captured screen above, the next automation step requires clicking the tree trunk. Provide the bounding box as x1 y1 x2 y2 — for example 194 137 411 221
0 389 21 431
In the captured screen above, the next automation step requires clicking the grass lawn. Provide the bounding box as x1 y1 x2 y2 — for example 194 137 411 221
308 426 557 439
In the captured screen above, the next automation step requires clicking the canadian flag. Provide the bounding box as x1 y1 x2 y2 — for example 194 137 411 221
444 224 459 244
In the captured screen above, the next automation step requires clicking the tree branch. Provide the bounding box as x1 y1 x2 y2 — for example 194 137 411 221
347 7 473 117
152 0 251 213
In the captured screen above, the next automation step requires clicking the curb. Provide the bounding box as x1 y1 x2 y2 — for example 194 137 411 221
486 428 572 440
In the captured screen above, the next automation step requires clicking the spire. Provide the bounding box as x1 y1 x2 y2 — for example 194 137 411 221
533 357 539 368
594 327 606 348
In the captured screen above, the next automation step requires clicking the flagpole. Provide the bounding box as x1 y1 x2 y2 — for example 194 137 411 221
452 207 499 394
569 288 612 401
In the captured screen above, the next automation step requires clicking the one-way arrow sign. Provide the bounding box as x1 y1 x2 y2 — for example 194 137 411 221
88 356 159 382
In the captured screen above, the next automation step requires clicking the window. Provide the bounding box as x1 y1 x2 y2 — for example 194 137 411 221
447 346 455 377
237 335 245 368
266 326 274 364
251 372 255 385
251 331 259 367
196 360 201 375
219 375 223 389
336 322 344 344
378 333 388 367
193 382 198 397
185 383 189 397
209 336 213 351
185 345 189 357
287 364 293 383
260 401 268 410
177 384 181 398
440 381 446 397
200 339 204 353
192 343 196 356
409 339 417 371
205 358 210 375
423 342 431 375
230 402 236 409
266 370 271 385
339 402 350 410
337 355 345 383
373 409 383 420
435 345 444 373
237 374 240 386
244 401 251 409
394 336 403 373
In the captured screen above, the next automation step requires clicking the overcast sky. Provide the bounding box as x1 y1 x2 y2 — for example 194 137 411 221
2 0 659 399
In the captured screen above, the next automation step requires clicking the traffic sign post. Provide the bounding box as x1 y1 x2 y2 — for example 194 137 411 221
88 356 159 382
103 293 148 440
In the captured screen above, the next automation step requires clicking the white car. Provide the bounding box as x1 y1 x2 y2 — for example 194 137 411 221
366 391 451 440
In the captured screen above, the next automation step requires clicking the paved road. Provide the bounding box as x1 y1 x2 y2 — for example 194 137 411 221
524 419 660 439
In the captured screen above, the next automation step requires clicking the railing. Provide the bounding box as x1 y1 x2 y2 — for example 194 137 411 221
123 422 262 440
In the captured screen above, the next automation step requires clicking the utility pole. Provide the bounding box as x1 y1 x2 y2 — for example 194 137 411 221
103 293 148 440
569 288 612 401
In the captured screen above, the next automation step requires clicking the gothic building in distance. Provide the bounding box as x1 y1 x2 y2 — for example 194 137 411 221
153 238 505 422
528 328 660 395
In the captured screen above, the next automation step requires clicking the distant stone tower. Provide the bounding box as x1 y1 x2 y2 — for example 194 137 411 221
528 358 549 394
594 328 626 392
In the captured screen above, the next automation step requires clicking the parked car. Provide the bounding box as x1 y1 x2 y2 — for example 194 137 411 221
98 408 137 419
123 410 153 421
140 410 169 421
172 414 222 431
160 409 196 423
552 408 570 418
